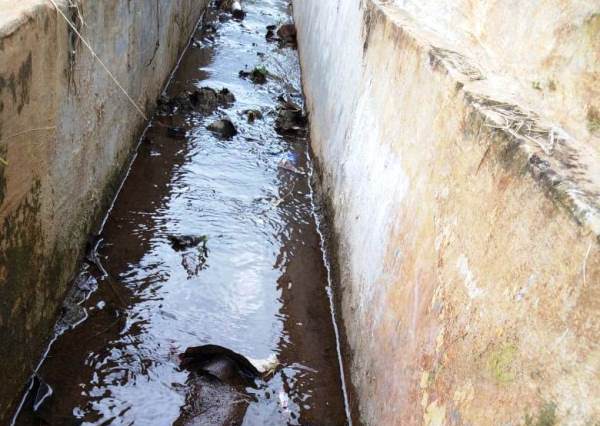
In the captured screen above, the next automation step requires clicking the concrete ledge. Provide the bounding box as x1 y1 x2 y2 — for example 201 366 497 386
0 0 207 421
294 0 600 424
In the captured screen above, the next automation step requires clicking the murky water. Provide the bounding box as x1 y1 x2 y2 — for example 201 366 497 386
13 1 350 425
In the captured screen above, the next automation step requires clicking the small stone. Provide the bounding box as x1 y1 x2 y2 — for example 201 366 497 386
266 25 276 41
189 87 235 114
275 97 307 136
207 118 238 139
243 109 263 123
239 67 268 84
277 24 297 46
168 235 208 251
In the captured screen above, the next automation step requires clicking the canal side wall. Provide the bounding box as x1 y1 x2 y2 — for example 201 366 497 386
0 0 207 420
294 0 600 425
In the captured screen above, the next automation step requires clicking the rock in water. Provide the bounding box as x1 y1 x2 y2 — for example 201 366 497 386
189 87 235 114
180 344 261 387
265 25 276 41
207 118 238 139
168 235 208 251
218 0 245 20
239 67 268 84
243 109 263 123
277 24 297 47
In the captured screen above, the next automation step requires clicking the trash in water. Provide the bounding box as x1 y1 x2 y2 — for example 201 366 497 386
207 118 238 139
278 153 304 175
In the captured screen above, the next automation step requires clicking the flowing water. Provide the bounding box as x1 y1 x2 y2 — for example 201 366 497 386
13 1 351 425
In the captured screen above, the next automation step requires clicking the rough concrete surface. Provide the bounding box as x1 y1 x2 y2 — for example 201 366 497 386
294 0 600 424
0 0 207 421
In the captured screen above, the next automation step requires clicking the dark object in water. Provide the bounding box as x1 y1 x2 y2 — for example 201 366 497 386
167 126 188 140
277 23 297 47
232 9 246 20
266 23 297 48
180 344 260 387
238 67 268 85
168 235 208 251
189 87 235 114
157 87 235 117
243 109 263 123
276 109 307 134
275 96 307 136
217 0 245 20
207 118 238 139
156 93 192 115
265 25 276 41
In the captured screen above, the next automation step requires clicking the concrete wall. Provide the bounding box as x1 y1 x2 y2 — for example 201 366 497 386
0 0 206 420
294 0 600 424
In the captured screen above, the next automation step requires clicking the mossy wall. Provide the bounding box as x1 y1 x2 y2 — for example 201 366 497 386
0 0 207 421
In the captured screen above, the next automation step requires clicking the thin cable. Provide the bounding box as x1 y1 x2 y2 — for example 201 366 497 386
47 0 149 121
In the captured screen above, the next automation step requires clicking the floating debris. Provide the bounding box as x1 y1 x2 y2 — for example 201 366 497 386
278 152 304 175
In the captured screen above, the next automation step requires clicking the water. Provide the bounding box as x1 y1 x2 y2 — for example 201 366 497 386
13 1 351 425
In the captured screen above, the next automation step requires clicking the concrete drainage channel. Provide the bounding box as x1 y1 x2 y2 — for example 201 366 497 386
9 1 353 425
2 0 599 424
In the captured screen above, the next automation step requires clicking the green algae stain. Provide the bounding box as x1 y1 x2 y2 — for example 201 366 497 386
0 179 45 417
587 106 600 134
0 180 44 321
584 13 600 44
488 344 517 383
525 402 557 426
